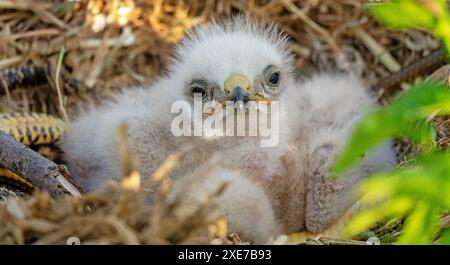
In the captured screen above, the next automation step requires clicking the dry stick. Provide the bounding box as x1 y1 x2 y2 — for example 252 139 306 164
0 78 12 111
0 56 22 70
55 46 69 122
0 0 28 10
441 215 450 230
11 29 60 40
116 124 141 191
354 28 401 73
0 1 51 10
26 0 68 30
0 131 83 197
427 64 450 84
282 0 350 71
302 237 370 245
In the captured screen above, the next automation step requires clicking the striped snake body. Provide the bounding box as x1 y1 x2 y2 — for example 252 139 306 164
0 112 67 201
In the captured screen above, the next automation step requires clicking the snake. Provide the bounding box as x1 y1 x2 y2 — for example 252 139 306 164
373 48 449 91
0 112 67 201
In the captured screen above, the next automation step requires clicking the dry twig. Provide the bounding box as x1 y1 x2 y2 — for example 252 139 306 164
0 131 82 197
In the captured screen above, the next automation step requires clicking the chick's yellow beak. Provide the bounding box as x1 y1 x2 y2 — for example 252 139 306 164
224 73 252 103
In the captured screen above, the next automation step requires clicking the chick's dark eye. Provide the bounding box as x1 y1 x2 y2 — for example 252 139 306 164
190 79 208 98
268 72 280 85
191 86 205 95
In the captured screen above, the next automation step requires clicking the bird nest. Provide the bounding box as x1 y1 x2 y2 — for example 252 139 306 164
0 0 449 244
0 181 231 244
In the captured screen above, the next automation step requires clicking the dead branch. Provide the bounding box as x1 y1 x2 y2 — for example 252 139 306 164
0 131 83 197
302 236 373 245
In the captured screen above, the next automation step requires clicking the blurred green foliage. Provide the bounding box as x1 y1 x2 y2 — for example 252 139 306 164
368 0 450 55
332 0 450 244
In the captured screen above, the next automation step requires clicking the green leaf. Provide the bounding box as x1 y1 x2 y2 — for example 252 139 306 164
368 1 435 29
440 229 450 245
345 151 450 242
332 82 450 176
405 119 435 149
397 202 440 244
433 19 450 54
345 208 384 237
345 197 413 237
360 152 450 204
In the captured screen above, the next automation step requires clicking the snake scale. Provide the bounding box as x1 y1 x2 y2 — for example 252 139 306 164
0 112 67 202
